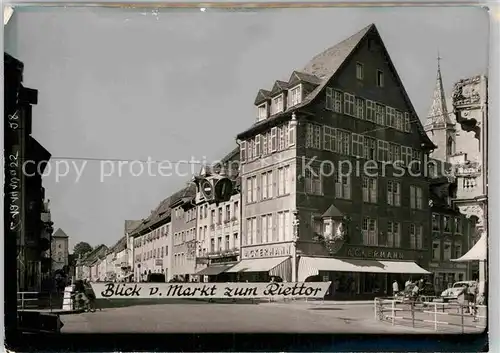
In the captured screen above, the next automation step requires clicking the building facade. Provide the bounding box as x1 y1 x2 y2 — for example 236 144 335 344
234 24 434 298
51 228 69 272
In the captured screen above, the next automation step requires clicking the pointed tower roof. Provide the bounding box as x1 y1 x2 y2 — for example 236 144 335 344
52 228 68 238
425 54 453 130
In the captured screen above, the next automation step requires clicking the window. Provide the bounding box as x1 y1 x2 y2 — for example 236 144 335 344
246 176 258 203
366 100 376 122
432 214 440 231
344 93 355 116
334 170 351 199
233 233 238 248
355 97 365 119
410 186 423 209
261 170 273 200
305 166 322 195
257 103 268 121
377 140 389 161
210 238 215 252
454 217 462 234
432 241 440 260
247 139 254 160
325 88 343 113
376 70 384 87
283 123 289 147
224 235 230 250
387 181 401 206
386 107 395 127
288 121 296 146
306 123 322 149
395 111 403 130
225 205 230 222
261 215 268 243
255 134 261 157
387 222 400 248
271 127 277 152
278 126 285 150
443 241 452 260
412 149 422 172
277 212 285 241
410 224 423 249
352 133 364 157
277 166 290 196
389 144 401 163
454 242 462 259
252 176 258 204
402 146 412 165
362 218 378 245
356 62 364 80
284 211 290 241
376 104 385 125
323 126 336 152
443 216 451 233
364 137 377 160
288 85 302 107
337 129 350 155
271 95 284 115
404 112 411 132
362 177 377 203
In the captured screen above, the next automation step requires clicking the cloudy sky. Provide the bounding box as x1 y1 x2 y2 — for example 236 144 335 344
4 6 488 250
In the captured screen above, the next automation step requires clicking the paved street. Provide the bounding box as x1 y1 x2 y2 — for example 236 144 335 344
61 300 432 334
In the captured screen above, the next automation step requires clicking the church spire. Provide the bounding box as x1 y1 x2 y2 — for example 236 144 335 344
425 52 453 130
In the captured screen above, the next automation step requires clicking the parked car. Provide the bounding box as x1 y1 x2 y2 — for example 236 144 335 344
440 281 476 301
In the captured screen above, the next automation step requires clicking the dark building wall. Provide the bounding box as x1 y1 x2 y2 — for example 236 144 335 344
293 34 430 266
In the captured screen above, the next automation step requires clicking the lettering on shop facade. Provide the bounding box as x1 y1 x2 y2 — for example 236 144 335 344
346 247 405 260
242 243 292 259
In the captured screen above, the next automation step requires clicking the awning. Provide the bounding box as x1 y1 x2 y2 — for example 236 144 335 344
195 264 234 276
298 256 430 282
226 256 290 274
451 232 487 262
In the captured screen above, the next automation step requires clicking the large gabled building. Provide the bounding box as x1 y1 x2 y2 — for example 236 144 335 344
234 24 435 298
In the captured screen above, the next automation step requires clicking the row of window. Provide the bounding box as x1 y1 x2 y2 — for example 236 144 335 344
133 225 170 248
244 210 293 246
302 167 425 210
202 233 240 254
325 88 411 133
135 246 169 262
246 165 291 204
305 123 421 164
432 241 462 261
174 228 196 246
173 207 197 222
201 201 240 225
241 121 296 162
361 218 424 249
257 84 303 121
432 214 463 233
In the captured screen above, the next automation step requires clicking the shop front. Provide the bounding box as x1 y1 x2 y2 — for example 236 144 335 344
226 243 293 282
195 255 239 282
429 262 468 293
298 246 430 300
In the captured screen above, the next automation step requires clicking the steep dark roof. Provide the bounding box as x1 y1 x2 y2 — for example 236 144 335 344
289 71 322 86
108 236 127 254
78 244 108 265
238 23 435 150
254 89 271 105
270 80 289 95
322 204 343 218
124 220 142 235
52 228 68 238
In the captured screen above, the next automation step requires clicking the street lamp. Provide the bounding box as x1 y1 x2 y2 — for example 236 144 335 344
292 210 300 283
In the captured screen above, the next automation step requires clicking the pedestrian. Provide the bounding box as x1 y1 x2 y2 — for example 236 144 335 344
405 278 412 288
349 280 356 297
392 280 399 296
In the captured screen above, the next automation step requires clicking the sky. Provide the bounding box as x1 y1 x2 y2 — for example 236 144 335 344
4 6 489 251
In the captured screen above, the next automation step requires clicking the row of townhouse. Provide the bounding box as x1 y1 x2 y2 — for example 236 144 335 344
121 24 484 299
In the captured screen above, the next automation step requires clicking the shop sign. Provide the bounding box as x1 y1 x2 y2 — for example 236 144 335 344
242 243 292 259
429 262 467 270
346 247 405 260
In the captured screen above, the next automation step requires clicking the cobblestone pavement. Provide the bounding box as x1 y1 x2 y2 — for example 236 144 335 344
61 300 431 334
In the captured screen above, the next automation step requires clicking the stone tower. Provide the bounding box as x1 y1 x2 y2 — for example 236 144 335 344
425 55 456 162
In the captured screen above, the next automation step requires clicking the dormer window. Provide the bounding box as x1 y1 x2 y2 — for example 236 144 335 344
271 94 284 115
257 103 268 121
288 85 302 107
